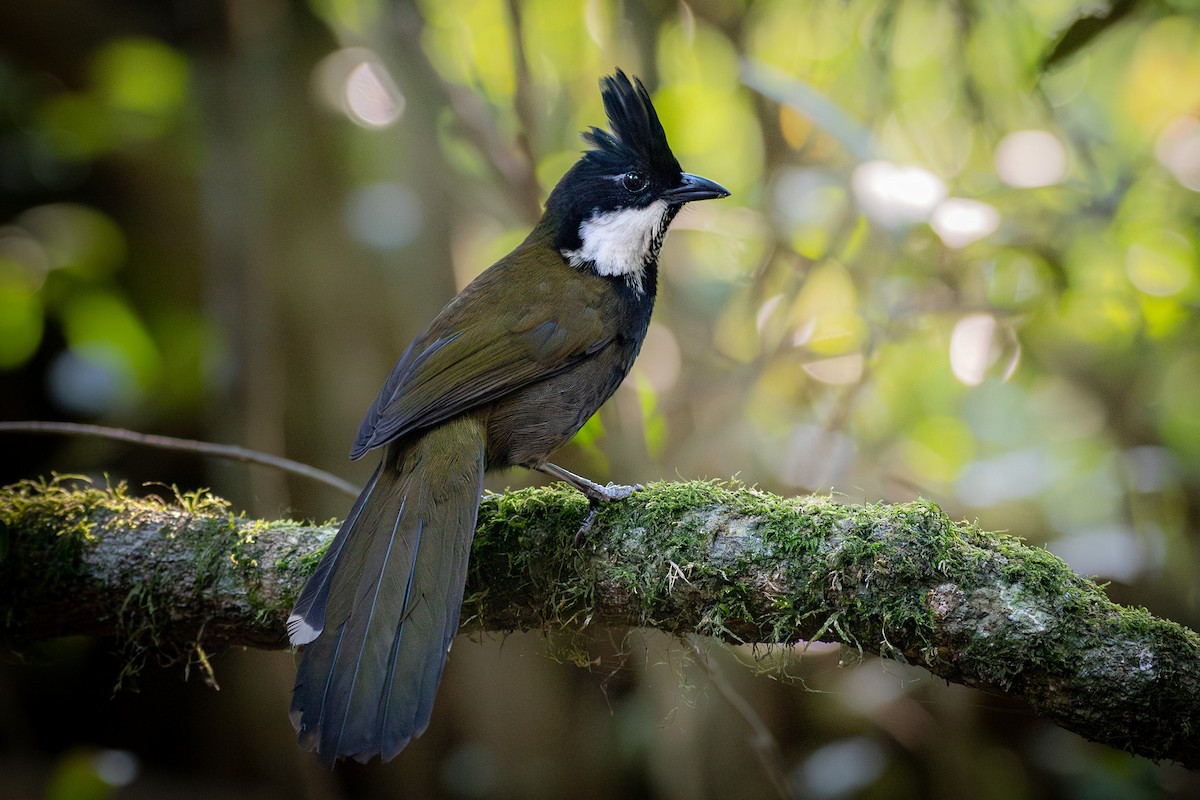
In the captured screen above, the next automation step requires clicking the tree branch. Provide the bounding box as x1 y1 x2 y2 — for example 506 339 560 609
2 476 1198 767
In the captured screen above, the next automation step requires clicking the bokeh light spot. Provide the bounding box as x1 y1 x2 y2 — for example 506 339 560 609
94 749 139 787
313 48 404 129
930 198 1000 248
950 313 999 386
0 281 43 368
852 161 946 228
1156 116 1200 191
994 130 1068 188
48 344 136 415
345 61 404 128
1125 234 1195 297
344 183 423 250
18 204 127 277
92 38 189 117
796 737 886 799
802 353 863 385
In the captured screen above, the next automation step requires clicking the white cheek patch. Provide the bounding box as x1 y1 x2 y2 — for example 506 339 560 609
560 199 669 293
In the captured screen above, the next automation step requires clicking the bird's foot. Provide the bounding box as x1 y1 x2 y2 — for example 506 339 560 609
585 480 642 503
536 463 642 546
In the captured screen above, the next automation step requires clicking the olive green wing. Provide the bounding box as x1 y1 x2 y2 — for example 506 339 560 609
351 266 610 459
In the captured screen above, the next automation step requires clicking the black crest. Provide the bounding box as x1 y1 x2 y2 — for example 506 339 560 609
542 70 686 252
581 70 681 180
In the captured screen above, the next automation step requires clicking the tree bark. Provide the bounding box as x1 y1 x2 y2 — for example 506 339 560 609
2 476 1198 767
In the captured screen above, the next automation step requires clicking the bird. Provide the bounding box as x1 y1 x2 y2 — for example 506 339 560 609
287 69 729 765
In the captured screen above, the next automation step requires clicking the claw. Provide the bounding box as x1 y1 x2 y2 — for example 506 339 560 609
574 507 598 548
592 481 642 502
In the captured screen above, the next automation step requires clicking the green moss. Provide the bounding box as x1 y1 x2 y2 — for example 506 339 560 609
8 474 1199 764
0 475 260 682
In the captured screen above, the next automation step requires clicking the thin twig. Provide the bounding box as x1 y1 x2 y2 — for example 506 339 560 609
0 421 359 498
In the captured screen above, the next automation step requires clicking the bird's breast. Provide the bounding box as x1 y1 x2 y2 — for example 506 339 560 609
482 338 639 470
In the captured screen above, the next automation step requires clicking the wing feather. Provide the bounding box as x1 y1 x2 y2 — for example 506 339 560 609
352 248 611 458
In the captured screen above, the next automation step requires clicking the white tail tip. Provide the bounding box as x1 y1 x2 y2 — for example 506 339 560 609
287 613 321 645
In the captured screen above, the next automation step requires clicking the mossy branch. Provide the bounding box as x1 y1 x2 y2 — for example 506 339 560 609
2 476 1198 768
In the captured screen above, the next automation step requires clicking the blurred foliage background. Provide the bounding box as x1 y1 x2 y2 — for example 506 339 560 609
3 0 1200 798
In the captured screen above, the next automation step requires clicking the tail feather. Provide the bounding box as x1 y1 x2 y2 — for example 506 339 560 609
287 463 384 645
289 417 486 765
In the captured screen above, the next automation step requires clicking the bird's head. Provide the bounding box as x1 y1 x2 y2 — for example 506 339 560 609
544 70 729 292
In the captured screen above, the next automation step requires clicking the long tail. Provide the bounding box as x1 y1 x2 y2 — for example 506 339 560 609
287 416 486 765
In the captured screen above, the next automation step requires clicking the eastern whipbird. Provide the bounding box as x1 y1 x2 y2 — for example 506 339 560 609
288 70 729 765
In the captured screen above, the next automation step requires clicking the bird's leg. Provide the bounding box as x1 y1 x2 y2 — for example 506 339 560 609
537 462 642 546
538 462 641 501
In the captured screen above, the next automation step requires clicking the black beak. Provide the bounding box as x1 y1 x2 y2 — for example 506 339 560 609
662 173 730 204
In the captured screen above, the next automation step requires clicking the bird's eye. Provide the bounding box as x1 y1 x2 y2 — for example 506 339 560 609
622 171 648 193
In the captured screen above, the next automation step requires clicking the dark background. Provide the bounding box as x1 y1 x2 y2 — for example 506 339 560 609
3 0 1200 797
